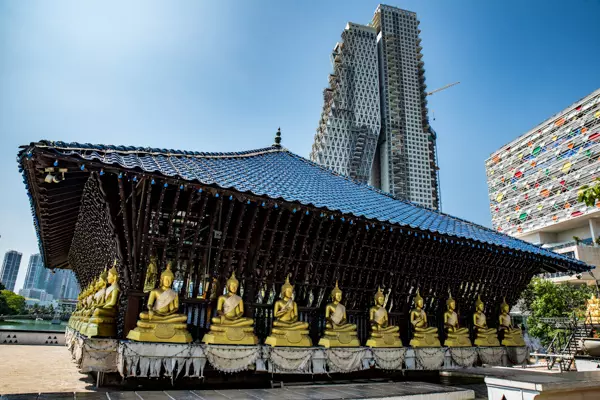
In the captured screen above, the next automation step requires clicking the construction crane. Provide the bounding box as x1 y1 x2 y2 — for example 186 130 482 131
423 81 459 213
426 81 460 96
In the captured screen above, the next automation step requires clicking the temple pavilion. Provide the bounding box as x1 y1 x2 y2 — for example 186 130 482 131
18 135 588 346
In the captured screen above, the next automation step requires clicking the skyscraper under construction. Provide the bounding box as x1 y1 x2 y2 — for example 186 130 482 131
311 4 440 210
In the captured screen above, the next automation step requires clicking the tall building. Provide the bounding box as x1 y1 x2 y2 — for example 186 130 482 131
485 88 600 283
310 5 439 209
371 5 438 209
23 254 43 289
310 23 381 183
0 250 23 291
45 269 79 300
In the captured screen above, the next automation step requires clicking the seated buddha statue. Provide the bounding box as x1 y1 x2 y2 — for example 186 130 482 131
127 261 192 343
409 289 441 347
586 294 600 324
318 281 360 347
202 271 258 345
498 298 525 347
366 287 402 348
443 292 471 347
80 271 109 335
85 262 121 338
76 281 97 331
473 295 500 346
265 275 312 347
69 291 86 328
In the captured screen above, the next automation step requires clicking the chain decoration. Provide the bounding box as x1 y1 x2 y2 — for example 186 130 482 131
449 347 477 367
415 347 446 370
371 348 406 370
477 347 506 366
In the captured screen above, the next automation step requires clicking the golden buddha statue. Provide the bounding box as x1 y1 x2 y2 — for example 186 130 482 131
498 298 525 347
443 292 471 347
586 294 600 324
318 281 360 348
69 292 85 328
202 271 258 345
76 281 97 331
409 289 440 347
127 261 192 343
473 295 500 346
366 287 402 348
143 255 158 293
80 271 109 335
85 263 121 338
265 275 312 347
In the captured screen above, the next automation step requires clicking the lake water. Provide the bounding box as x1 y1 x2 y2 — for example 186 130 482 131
0 319 67 332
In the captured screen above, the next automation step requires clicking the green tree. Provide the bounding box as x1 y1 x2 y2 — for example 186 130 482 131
578 179 600 206
521 278 594 346
0 290 26 315
0 282 5 290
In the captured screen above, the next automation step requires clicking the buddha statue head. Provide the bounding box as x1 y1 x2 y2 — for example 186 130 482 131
374 287 385 306
160 262 175 288
447 291 456 311
226 271 239 294
281 274 294 299
475 295 485 312
108 260 118 284
331 281 342 303
500 297 510 314
414 289 424 309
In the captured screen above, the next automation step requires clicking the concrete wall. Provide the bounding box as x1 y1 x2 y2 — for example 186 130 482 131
0 330 64 345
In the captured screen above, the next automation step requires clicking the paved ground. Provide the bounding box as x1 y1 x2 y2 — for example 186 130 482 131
0 345 95 395
0 382 474 399
0 345 481 399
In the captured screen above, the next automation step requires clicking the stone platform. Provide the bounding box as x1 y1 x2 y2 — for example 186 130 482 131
0 382 475 399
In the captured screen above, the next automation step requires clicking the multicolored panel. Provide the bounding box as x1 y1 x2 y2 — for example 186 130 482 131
486 91 600 236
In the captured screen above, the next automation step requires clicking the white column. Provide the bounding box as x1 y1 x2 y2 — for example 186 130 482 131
590 219 598 247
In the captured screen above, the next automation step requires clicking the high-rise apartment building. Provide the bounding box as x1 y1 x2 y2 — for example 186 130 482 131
0 250 23 291
45 268 79 300
23 254 43 289
310 5 439 209
371 5 438 209
485 88 600 283
310 23 381 183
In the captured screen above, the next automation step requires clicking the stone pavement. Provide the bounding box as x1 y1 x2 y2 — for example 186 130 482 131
0 382 474 399
0 345 95 394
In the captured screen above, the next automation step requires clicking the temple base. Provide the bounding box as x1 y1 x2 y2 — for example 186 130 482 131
366 333 403 348
444 335 472 347
265 331 312 347
127 324 192 343
318 332 360 348
202 327 258 345
475 336 500 347
410 335 441 347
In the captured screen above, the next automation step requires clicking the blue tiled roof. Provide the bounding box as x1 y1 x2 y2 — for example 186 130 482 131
20 140 588 269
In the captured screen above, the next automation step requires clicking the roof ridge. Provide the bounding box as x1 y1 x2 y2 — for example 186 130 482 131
25 140 284 159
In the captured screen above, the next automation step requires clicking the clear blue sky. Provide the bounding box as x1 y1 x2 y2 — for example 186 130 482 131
1 0 599 291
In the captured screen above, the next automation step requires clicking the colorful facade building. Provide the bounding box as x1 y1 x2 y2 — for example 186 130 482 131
486 88 600 283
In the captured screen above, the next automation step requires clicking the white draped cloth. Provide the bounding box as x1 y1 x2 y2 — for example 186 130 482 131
415 347 446 370
326 347 369 373
449 347 478 367
80 338 119 372
506 346 528 365
371 348 406 370
478 347 507 366
264 347 314 373
118 342 206 378
204 344 260 373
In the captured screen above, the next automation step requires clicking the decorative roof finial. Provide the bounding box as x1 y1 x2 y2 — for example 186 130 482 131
273 127 282 148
